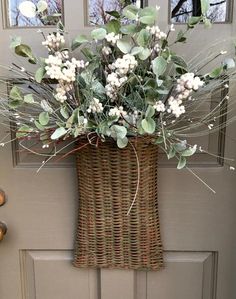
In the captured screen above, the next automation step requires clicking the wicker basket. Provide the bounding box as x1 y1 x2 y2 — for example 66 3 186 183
73 138 163 270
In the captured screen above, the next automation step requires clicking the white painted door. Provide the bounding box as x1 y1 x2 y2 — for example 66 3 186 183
0 0 236 298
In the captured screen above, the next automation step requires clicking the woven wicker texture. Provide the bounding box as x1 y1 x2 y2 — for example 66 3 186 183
73 138 163 270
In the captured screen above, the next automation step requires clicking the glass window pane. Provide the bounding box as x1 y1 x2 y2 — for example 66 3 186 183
88 0 143 25
170 0 231 23
4 0 64 28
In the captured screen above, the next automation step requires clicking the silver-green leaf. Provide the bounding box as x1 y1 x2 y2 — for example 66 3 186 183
141 118 156 134
91 28 107 40
39 112 49 126
117 37 133 53
51 127 67 140
152 57 167 77
177 156 187 169
117 137 128 148
24 94 35 104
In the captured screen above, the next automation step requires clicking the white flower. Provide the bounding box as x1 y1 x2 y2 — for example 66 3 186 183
146 25 167 39
105 72 128 100
177 73 204 94
42 33 65 50
105 32 120 45
154 43 160 53
167 96 186 118
87 98 104 113
108 106 127 117
113 54 138 76
19 1 36 18
55 85 67 103
220 50 227 55
55 50 69 60
153 101 165 112
45 55 62 66
102 46 112 56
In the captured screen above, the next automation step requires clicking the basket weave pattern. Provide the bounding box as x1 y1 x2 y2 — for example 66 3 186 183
73 139 163 270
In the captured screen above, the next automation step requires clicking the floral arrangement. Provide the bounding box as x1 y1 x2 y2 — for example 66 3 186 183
1 0 235 172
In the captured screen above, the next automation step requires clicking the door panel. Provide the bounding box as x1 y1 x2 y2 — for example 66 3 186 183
0 0 236 299
21 251 98 299
147 252 217 299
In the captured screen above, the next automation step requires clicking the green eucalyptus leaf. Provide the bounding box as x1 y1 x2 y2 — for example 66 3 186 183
171 55 188 70
176 30 186 43
152 56 167 77
24 94 35 104
137 119 145 135
117 37 133 53
66 114 74 128
105 10 120 19
139 15 155 24
145 105 155 118
188 16 202 27
16 125 33 138
71 35 89 51
181 146 197 157
91 81 106 94
117 137 128 148
143 78 157 89
10 85 23 101
91 28 107 40
123 5 139 20
51 127 67 140
110 125 127 139
34 120 44 131
137 29 150 47
35 66 46 83
141 118 156 134
15 44 36 64
174 141 187 152
138 48 151 60
39 112 50 126
139 7 156 24
8 100 22 109
139 7 156 17
209 67 223 78
81 47 95 60
60 107 69 119
131 46 143 55
154 136 164 144
177 156 187 169
120 24 137 34
167 146 176 159
106 19 121 33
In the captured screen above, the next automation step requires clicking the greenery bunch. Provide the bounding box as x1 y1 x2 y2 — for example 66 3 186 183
1 0 236 170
